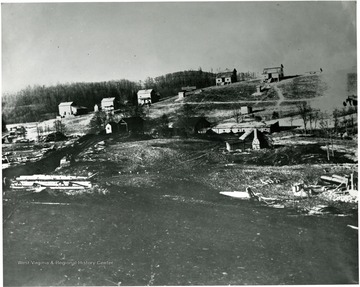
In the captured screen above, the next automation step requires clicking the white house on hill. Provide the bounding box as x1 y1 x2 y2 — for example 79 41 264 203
216 69 237 86
58 102 88 117
137 89 154 105
101 98 116 111
58 102 75 117
262 65 284 82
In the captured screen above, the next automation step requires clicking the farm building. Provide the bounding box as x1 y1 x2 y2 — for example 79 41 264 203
58 102 88 117
171 117 211 135
101 98 117 111
262 65 284 82
119 117 145 133
58 102 75 117
137 89 159 105
178 86 197 99
211 120 280 134
216 69 237 86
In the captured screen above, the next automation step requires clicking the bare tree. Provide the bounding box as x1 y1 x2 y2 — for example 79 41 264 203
332 108 340 134
54 119 66 134
319 112 334 159
232 109 242 123
309 109 320 131
296 102 312 133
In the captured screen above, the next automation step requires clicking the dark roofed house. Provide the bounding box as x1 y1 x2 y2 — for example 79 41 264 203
119 117 145 133
172 117 211 136
190 117 211 134
216 69 237 86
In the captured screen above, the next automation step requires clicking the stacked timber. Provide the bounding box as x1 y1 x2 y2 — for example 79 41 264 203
11 174 92 190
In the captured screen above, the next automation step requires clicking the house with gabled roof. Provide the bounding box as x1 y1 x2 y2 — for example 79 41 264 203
137 89 159 105
262 65 284 82
216 69 237 86
58 102 88 117
58 102 75 117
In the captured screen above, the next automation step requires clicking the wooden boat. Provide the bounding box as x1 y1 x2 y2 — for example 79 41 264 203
10 174 92 190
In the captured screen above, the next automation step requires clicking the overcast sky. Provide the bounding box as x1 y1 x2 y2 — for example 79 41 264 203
2 1 357 93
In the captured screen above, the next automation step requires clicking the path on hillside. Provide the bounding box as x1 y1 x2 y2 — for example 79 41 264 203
273 84 285 107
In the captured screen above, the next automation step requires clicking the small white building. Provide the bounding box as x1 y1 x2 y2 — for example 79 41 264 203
105 123 112 134
101 98 116 111
240 106 252 114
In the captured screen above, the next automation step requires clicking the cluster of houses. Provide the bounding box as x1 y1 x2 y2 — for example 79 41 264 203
177 65 284 99
58 89 158 118
214 65 284 87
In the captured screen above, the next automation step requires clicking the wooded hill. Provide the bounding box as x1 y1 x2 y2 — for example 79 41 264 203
2 69 259 124
2 70 219 124
2 80 141 124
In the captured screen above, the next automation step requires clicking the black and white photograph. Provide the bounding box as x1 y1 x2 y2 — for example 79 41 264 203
1 1 358 285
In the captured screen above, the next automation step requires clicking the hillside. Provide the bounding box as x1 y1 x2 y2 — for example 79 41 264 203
149 69 356 122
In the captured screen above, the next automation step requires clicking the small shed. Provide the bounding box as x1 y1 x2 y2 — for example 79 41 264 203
105 122 119 134
240 106 252 114
178 86 197 100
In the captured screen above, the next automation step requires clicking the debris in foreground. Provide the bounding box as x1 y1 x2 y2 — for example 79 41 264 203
10 174 93 191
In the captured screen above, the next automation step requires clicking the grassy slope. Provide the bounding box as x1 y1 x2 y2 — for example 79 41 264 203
277 74 328 100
